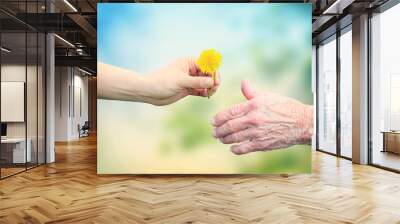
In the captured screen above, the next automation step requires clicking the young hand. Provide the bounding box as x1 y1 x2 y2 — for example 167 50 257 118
145 57 220 105
98 57 220 106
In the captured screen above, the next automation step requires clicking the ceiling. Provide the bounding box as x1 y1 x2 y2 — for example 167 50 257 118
0 0 393 74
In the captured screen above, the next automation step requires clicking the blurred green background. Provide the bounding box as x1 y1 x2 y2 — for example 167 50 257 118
98 3 312 174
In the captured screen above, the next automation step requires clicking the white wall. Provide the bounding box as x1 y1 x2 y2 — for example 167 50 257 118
1 82 25 122
1 65 38 138
1 65 27 141
55 67 70 141
55 67 89 141
72 74 89 138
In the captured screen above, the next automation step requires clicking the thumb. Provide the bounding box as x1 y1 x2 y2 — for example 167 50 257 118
179 76 214 89
241 79 257 100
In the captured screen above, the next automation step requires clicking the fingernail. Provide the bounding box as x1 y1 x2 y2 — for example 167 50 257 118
212 129 217 137
211 117 216 126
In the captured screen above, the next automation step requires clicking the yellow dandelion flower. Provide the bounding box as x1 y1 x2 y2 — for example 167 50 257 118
197 49 222 76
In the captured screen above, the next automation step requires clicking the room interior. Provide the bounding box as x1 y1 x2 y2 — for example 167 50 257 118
0 30 46 177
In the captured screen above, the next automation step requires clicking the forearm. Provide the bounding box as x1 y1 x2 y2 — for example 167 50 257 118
297 105 314 144
97 62 152 103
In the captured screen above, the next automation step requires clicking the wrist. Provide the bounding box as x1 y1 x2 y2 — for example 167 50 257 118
297 104 314 144
131 74 157 104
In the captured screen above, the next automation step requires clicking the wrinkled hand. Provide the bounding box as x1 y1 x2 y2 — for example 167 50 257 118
211 80 313 155
146 57 220 106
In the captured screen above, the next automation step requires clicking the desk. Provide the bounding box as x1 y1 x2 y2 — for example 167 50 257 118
1 138 31 163
382 131 400 155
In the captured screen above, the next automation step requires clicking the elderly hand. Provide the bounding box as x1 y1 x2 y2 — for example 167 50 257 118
211 80 313 155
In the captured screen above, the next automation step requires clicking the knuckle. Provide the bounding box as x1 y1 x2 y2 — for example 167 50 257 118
245 129 257 139
253 129 264 138
247 113 261 126
222 136 233 144
253 141 265 149
221 123 229 134
225 121 234 131
242 130 252 139
248 118 258 126
248 100 259 110
220 137 228 144
199 78 208 88
230 133 238 141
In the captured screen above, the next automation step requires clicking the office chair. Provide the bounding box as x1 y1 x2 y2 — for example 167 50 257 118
79 121 90 138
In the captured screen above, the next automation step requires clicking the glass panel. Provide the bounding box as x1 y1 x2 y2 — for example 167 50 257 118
0 1 46 178
371 3 400 171
38 32 45 165
390 75 400 130
312 46 317 151
26 0 39 169
318 37 337 154
27 31 38 169
340 29 352 158
1 30 27 177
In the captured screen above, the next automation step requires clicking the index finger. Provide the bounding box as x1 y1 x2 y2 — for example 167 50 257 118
212 100 257 127
187 57 200 76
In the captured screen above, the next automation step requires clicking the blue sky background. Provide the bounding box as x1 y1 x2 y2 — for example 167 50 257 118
98 3 311 74
97 4 313 174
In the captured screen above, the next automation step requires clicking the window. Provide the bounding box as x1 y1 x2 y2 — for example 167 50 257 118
390 74 400 130
371 3 400 171
317 36 337 154
339 28 352 158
